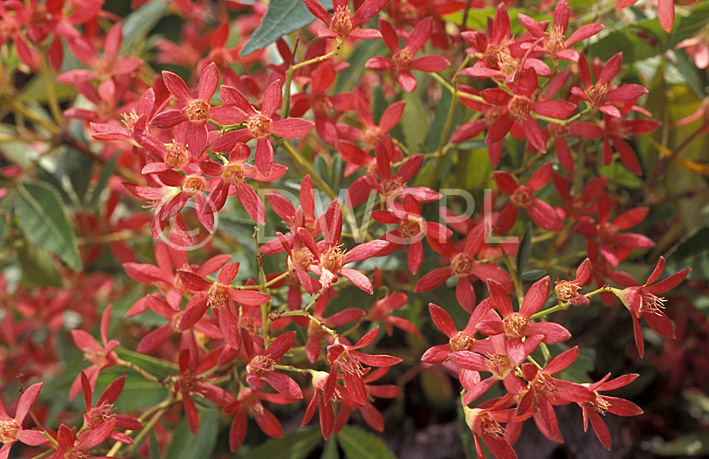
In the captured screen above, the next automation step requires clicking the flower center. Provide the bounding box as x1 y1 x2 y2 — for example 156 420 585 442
451 253 475 277
322 245 346 274
247 114 271 139
555 280 579 303
533 373 557 395
86 403 116 428
394 48 414 70
585 394 611 415
399 217 422 239
0 418 20 442
503 313 528 338
487 354 513 379
166 142 189 168
330 6 353 36
450 332 476 352
183 176 205 194
509 96 530 119
209 284 229 307
587 83 608 105
223 164 245 186
639 290 666 315
545 25 566 54
597 222 617 242
248 355 276 377
121 110 140 132
511 186 533 207
186 100 209 123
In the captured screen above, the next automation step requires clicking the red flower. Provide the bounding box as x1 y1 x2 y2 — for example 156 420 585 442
301 367 338 440
211 80 314 175
478 277 571 365
494 163 564 234
611 256 690 357
70 304 120 400
178 261 271 333
580 373 643 450
334 367 401 433
297 200 390 293
514 347 593 443
481 69 576 153
225 388 293 452
0 383 47 459
554 258 593 306
151 63 236 155
365 18 450 92
80 372 143 445
518 0 604 62
199 143 288 224
421 301 495 365
243 330 304 400
301 0 387 40
571 53 648 118
415 224 513 312
574 193 654 266
326 327 402 407
49 423 114 459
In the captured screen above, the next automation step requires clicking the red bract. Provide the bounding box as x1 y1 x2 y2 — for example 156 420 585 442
334 367 401 433
301 0 387 40
225 388 293 452
494 163 564 234
365 18 449 92
580 373 642 450
415 224 513 312
611 256 690 358
0 383 47 459
211 80 314 175
49 423 114 459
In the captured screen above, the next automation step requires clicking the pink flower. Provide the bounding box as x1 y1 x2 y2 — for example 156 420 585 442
554 258 592 306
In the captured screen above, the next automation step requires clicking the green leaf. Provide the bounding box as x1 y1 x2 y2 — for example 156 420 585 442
243 426 322 459
120 0 170 54
557 346 596 384
0 212 7 247
15 182 81 271
337 426 397 459
665 226 709 279
164 406 219 459
597 162 643 189
588 28 658 62
516 223 532 275
114 347 178 379
241 0 334 57
321 437 340 459
401 89 428 151
521 269 546 282
655 432 709 456
16 241 63 287
89 154 118 208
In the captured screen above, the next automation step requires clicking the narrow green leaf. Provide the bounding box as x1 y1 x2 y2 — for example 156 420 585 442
241 0 334 57
521 269 546 282
0 212 7 247
665 226 709 279
15 182 81 271
516 223 532 275
337 426 397 459
164 407 219 459
120 0 170 54
244 426 322 459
